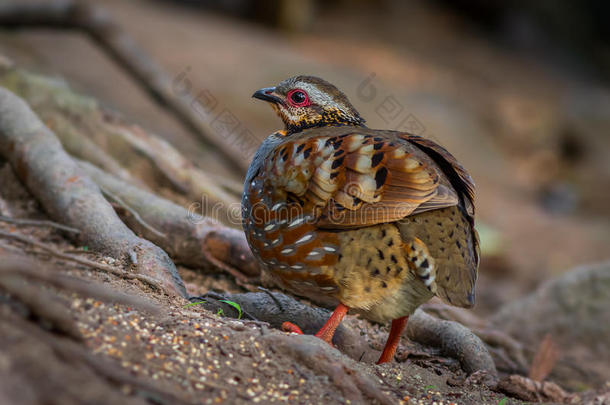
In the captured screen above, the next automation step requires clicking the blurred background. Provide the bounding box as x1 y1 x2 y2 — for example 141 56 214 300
1 0 609 335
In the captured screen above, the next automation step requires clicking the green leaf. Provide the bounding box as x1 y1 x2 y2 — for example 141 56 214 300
497 398 508 405
183 301 206 308
216 308 224 317
424 385 436 390
219 300 243 320
82 246 89 252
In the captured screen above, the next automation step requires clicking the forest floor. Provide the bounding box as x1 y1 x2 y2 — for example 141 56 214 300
0 166 509 405
1 0 610 404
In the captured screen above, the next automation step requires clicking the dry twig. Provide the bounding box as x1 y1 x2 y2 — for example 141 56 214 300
0 254 161 315
0 215 80 234
528 334 560 382
99 186 167 239
0 230 166 292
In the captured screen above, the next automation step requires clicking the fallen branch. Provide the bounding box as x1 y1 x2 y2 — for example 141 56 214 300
0 87 185 296
78 160 260 279
0 0 249 171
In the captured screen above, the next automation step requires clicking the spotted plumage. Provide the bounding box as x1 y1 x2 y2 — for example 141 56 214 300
245 76 479 364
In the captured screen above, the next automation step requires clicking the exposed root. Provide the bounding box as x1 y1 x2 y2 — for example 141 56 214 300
264 334 395 405
496 375 574 403
0 310 192 405
0 230 166 293
77 160 260 280
196 290 498 378
194 291 378 363
101 120 238 209
407 309 498 382
0 253 161 339
0 87 185 297
100 185 167 240
0 214 80 234
0 0 248 171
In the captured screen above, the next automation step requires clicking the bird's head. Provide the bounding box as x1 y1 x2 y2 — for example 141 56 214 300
252 76 365 134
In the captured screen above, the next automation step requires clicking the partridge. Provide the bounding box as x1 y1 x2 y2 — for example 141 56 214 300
243 76 479 364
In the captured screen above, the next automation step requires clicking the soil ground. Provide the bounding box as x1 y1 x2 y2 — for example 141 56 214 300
1 0 610 404
1 164 509 405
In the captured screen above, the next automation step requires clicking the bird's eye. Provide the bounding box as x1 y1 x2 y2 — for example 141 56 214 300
287 89 310 107
291 91 306 104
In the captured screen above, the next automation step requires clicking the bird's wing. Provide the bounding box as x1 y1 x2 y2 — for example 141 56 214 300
400 134 476 217
258 129 460 229
400 134 480 306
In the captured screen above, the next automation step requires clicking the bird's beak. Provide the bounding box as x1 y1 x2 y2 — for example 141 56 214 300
252 87 282 104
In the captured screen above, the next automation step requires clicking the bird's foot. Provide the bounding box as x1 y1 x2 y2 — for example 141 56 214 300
281 321 304 335
281 303 350 347
281 321 336 347
376 315 409 364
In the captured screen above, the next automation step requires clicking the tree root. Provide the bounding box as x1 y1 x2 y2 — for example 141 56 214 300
0 310 192 405
0 214 80 234
195 291 498 379
491 262 610 390
77 160 260 279
0 0 248 172
0 87 186 297
264 334 395 405
423 300 529 375
193 291 377 362
0 252 394 405
100 119 238 209
0 253 161 339
0 65 239 218
0 230 168 293
496 375 574 403
0 267 83 340
407 310 498 383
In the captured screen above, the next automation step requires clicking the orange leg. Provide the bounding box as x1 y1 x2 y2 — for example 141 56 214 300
377 316 409 364
281 321 304 334
314 303 349 344
281 303 350 346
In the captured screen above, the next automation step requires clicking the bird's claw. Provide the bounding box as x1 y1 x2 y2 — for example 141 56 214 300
282 321 304 334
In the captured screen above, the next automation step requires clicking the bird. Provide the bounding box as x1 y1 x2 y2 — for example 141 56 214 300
242 75 479 364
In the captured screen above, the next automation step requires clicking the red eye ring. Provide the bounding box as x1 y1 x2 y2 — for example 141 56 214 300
286 89 310 107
